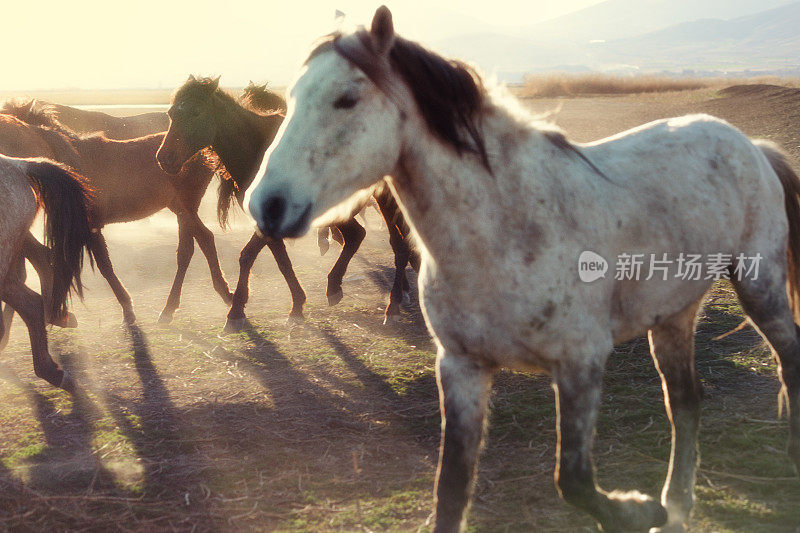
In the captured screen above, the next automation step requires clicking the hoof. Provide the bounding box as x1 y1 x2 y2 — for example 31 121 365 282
383 314 401 326
286 314 305 326
327 289 344 306
599 491 667 533
51 311 78 329
156 311 173 325
223 317 247 334
59 371 76 394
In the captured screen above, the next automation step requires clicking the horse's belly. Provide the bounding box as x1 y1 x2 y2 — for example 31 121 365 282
93 184 175 225
418 259 589 371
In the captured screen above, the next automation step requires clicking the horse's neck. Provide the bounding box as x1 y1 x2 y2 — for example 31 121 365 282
36 127 81 170
211 98 275 187
391 106 554 266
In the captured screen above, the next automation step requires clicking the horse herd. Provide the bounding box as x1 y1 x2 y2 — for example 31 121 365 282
2 6 800 532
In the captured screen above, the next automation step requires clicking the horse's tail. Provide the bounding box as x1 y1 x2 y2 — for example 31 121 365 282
21 158 96 319
756 140 800 320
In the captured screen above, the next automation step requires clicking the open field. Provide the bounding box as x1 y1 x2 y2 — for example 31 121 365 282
519 73 800 98
1 85 800 531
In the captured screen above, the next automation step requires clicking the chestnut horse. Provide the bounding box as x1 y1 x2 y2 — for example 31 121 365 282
246 7 800 531
156 76 416 330
0 155 95 390
0 103 232 325
6 99 170 140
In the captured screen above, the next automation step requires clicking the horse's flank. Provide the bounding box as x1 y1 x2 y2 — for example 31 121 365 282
1 101 213 225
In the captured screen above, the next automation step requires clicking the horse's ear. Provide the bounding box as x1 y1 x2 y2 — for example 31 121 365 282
370 5 394 56
188 74 196 82
23 99 35 114
208 76 221 92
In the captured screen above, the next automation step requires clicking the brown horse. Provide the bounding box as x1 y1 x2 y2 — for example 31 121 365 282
0 155 95 390
0 102 232 325
156 76 417 331
5 99 170 140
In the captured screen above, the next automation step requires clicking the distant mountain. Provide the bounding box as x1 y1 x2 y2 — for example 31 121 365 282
524 0 795 42
597 2 800 70
434 0 800 80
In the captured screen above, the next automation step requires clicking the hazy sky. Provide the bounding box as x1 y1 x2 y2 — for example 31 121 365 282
3 0 604 90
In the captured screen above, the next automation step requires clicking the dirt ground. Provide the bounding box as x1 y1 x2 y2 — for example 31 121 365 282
1 86 800 532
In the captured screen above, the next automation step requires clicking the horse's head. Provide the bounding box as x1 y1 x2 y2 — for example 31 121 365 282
157 75 221 175
240 81 287 113
245 6 407 239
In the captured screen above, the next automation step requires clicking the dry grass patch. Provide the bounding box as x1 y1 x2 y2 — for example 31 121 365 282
519 73 800 98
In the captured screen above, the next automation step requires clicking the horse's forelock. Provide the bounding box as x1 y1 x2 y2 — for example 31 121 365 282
319 29 491 171
173 76 220 104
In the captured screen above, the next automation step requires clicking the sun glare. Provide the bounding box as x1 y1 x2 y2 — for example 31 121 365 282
3 0 603 91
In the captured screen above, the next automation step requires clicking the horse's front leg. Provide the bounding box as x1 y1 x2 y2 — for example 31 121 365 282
158 215 195 324
224 232 267 332
184 211 233 305
649 302 703 532
326 218 365 306
262 235 306 324
554 359 667 532
433 349 494 532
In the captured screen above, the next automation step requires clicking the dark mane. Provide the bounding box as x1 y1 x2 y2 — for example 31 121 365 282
319 31 491 170
239 82 287 113
2 99 82 169
2 99 58 128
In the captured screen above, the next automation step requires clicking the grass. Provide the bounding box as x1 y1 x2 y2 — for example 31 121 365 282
2 275 799 532
519 73 800 98
1 199 799 531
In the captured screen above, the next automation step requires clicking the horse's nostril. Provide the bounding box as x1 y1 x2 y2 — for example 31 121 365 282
265 195 287 225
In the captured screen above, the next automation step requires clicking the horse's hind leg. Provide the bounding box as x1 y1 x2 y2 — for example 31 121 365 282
326 218 365 306
733 268 800 475
2 276 72 391
376 193 411 324
384 226 411 324
0 258 24 351
159 216 194 324
22 234 77 328
89 230 136 325
432 350 494 532
554 357 667 532
649 301 704 532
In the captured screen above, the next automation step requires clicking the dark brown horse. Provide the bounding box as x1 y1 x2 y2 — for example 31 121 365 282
0 155 95 390
0 102 232 325
5 99 170 140
156 76 417 331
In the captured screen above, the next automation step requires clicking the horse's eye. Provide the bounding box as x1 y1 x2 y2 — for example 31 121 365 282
333 93 358 109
